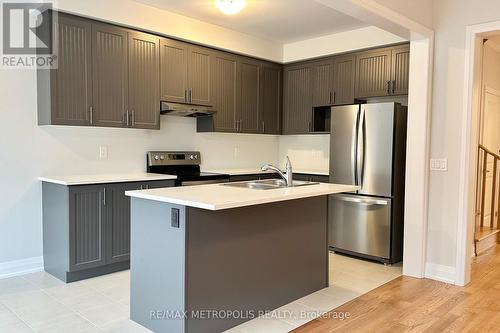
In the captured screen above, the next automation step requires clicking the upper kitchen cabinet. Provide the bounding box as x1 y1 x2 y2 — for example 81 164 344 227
354 48 392 99
332 55 356 105
159 40 213 106
188 46 213 106
390 44 410 95
312 59 334 107
354 44 410 99
260 63 282 134
159 38 188 104
37 13 92 126
91 23 129 128
211 51 239 132
239 57 261 133
283 64 313 134
38 13 161 130
128 32 160 129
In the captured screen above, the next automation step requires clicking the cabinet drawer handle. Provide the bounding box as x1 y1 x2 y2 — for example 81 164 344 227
392 80 396 94
89 106 93 125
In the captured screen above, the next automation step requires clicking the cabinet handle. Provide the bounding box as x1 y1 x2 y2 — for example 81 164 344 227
308 121 312 132
333 91 336 104
392 80 396 95
103 187 106 206
239 120 242 132
189 89 192 104
131 109 135 127
262 121 265 133
329 91 333 105
89 106 93 125
126 110 130 127
386 81 391 95
184 89 188 103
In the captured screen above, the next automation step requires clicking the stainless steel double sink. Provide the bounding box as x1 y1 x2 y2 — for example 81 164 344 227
222 179 320 190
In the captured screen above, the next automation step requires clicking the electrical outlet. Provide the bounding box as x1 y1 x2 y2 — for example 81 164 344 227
430 158 447 171
99 146 108 160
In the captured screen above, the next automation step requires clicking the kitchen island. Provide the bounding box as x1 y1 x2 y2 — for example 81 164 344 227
125 182 357 333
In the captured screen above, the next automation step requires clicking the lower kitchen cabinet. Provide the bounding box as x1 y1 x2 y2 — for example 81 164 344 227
42 179 175 282
293 173 330 183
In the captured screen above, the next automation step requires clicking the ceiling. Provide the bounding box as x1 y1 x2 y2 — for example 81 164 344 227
134 0 368 43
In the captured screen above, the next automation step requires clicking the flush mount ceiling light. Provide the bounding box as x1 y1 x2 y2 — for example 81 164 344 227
215 0 247 15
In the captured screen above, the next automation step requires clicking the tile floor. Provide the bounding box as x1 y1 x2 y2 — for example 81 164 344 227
0 253 401 333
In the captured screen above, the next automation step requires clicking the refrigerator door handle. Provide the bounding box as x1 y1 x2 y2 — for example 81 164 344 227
356 108 366 187
335 195 388 206
351 111 359 185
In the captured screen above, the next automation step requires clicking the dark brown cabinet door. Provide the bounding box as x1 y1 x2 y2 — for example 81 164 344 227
50 14 92 126
188 46 212 106
261 63 282 134
312 59 334 106
69 185 106 271
354 49 392 98
128 32 160 129
92 23 128 127
211 52 238 131
283 64 313 134
239 58 261 133
333 55 356 105
160 38 188 103
391 45 410 95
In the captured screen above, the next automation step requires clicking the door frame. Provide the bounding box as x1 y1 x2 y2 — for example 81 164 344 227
458 20 500 286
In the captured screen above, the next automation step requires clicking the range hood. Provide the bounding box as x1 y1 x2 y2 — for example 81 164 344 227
160 101 216 117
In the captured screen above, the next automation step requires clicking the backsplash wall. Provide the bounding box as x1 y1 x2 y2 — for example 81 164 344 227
278 135 330 172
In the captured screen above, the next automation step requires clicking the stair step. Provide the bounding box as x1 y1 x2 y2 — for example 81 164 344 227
475 228 500 241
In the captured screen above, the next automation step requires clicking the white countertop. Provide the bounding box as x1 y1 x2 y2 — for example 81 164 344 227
126 183 357 210
39 173 177 186
204 168 329 176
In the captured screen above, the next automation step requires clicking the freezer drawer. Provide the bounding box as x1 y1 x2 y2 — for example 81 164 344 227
329 194 391 259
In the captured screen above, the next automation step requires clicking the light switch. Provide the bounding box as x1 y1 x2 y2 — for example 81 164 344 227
430 158 447 171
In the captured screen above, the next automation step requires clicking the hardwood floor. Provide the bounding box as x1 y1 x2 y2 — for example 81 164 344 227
293 245 500 333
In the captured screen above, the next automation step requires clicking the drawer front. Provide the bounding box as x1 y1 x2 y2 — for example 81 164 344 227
329 194 391 259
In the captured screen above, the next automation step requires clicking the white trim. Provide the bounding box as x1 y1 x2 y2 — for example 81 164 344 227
457 20 500 287
0 257 44 279
424 263 456 285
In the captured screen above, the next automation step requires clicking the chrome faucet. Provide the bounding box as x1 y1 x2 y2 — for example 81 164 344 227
261 156 294 187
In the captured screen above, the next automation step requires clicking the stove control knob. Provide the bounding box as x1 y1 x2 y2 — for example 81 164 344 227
189 155 194 160
194 155 199 160
160 155 165 160
154 155 160 160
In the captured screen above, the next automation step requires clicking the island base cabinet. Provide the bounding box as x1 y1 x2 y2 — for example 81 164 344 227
42 180 175 283
130 196 328 333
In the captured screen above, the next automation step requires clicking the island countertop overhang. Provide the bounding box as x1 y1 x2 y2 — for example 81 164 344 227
125 183 359 210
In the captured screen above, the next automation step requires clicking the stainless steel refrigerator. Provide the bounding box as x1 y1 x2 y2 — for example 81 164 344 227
329 102 407 264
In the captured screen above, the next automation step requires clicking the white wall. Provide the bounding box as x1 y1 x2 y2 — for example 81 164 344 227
283 26 405 63
426 0 500 272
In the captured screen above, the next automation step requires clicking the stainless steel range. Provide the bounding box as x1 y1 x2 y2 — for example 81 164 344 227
147 151 230 186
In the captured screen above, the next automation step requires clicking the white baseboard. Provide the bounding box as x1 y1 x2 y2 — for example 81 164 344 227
424 263 456 284
0 256 44 279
